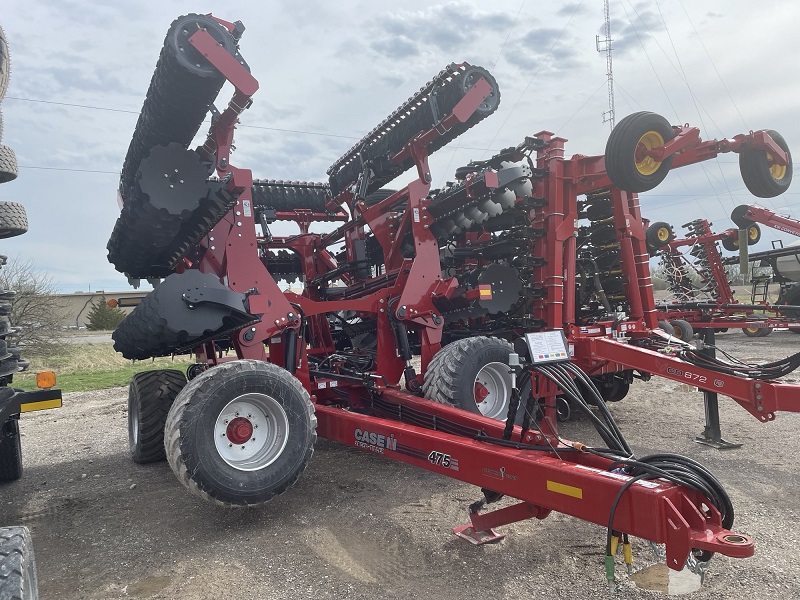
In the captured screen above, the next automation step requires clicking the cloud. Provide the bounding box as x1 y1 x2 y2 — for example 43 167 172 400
363 1 514 58
612 3 666 57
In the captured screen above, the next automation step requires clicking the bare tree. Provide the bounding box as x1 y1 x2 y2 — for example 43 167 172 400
0 256 68 358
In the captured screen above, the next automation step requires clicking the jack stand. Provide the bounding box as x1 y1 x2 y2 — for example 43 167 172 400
694 328 742 450
453 501 550 545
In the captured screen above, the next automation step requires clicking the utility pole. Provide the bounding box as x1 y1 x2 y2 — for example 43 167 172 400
596 0 615 130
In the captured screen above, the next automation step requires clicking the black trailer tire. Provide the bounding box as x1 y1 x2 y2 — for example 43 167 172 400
721 234 739 252
605 111 675 193
164 360 316 507
0 417 22 482
743 325 772 338
128 369 187 464
0 202 27 240
0 526 39 600
0 146 18 185
670 319 695 341
423 336 516 420
658 320 675 336
739 130 793 198
645 221 674 250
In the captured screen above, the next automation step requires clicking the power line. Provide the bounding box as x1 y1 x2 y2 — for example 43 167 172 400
18 165 118 175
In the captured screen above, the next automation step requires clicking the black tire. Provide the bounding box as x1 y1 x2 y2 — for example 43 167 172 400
0 526 39 600
746 224 761 246
739 130 793 198
605 112 675 193
128 369 188 464
721 234 739 252
165 360 316 507
0 145 18 185
0 202 27 240
658 320 675 336
645 221 674 250
422 336 515 420
0 417 22 482
778 284 800 320
670 319 694 341
743 325 772 338
0 25 9 101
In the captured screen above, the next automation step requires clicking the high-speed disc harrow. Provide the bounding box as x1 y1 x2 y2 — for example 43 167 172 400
106 12 800 587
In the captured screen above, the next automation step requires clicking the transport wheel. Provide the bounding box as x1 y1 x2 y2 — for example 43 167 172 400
186 363 207 380
165 360 316 507
669 319 694 341
743 326 772 338
0 201 26 240
721 235 739 252
658 320 675 336
0 526 39 600
423 336 516 420
746 223 761 246
739 129 793 198
0 417 22 482
128 369 187 464
0 145 18 184
778 284 800 322
605 111 675 193
645 221 674 250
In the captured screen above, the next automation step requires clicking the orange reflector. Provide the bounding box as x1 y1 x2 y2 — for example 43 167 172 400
479 285 492 299
36 371 57 389
107 298 119 308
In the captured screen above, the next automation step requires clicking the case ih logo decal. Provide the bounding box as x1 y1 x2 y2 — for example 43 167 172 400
354 428 397 454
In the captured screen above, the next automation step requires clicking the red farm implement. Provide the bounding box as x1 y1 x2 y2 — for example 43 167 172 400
104 13 800 584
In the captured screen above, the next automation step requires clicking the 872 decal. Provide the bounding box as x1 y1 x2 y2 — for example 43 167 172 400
428 451 459 471
666 367 708 385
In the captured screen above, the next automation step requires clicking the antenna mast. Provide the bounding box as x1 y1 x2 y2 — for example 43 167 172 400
596 0 615 129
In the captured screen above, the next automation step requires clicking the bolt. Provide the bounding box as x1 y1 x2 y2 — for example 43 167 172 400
254 424 258 429
248 414 252 419
228 443 232 448
251 438 255 442
221 433 226 437
224 419 229 424
241 446 246 450
235 412 239 417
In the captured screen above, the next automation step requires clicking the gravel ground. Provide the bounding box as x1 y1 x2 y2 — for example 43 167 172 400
2 330 799 599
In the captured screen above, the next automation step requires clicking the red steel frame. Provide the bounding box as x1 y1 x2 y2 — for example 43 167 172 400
157 17 780 567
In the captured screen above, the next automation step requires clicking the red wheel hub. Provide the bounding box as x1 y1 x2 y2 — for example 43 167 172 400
226 417 253 445
474 382 489 403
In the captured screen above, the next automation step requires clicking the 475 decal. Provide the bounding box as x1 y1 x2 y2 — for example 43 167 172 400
428 451 459 471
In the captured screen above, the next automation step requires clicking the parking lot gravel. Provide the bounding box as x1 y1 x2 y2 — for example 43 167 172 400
2 330 799 599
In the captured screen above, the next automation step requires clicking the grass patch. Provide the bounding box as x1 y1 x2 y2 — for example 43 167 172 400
13 342 194 393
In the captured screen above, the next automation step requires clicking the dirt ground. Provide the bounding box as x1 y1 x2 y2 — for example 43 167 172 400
3 331 800 599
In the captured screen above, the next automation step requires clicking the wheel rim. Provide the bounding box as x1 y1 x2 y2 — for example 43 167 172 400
634 131 665 175
129 395 140 447
745 327 759 334
473 362 513 419
214 393 289 471
657 227 670 242
748 226 759 241
766 153 787 180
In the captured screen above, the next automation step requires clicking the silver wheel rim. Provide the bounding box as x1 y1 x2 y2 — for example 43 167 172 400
214 393 289 471
473 361 513 419
129 395 140 447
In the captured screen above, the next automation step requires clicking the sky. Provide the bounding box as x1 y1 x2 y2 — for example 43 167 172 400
0 0 798 293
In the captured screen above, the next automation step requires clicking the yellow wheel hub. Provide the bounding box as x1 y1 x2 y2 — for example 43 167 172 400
766 152 787 180
749 226 759 241
657 227 670 242
635 131 665 176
